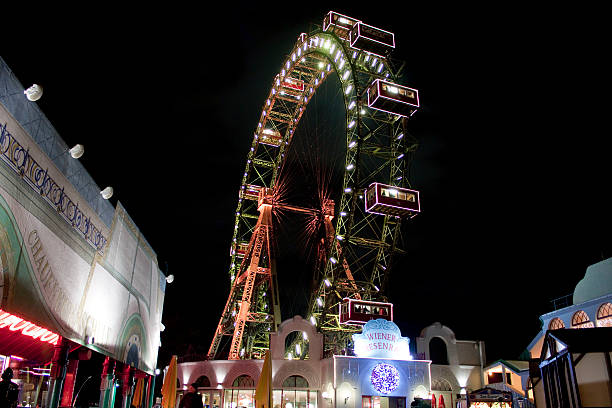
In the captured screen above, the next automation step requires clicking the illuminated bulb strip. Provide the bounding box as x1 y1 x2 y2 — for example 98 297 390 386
0 309 60 345
345 84 352 95
342 71 350 80
348 101 356 110
348 120 356 129
348 140 357 148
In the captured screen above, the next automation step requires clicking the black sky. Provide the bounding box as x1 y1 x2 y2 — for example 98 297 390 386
2 3 609 369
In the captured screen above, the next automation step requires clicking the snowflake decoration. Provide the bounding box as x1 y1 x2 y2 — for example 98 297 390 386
370 363 400 394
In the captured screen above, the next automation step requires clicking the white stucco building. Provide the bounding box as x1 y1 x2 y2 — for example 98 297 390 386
414 322 486 407
175 316 432 408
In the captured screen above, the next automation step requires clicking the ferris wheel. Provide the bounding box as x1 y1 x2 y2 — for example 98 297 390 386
208 11 421 360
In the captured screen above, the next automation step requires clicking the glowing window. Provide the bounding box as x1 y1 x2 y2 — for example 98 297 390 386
571 310 594 328
370 363 400 394
597 303 612 327
548 317 565 330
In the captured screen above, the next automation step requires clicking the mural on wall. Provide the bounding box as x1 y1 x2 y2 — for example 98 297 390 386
0 107 165 374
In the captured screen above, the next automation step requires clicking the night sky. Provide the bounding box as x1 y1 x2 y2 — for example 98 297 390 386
2 3 609 374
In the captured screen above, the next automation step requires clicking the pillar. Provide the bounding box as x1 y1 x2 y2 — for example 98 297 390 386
99 357 116 408
119 364 135 408
147 375 155 408
60 359 80 407
47 338 71 408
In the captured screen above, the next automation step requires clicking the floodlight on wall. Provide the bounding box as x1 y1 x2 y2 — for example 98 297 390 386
100 186 113 200
69 144 85 159
165 274 174 284
51 144 85 161
24 84 43 101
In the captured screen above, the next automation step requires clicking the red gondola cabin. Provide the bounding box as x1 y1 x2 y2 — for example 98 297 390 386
339 298 394 326
349 22 395 57
259 128 283 147
365 183 420 218
322 11 361 40
367 79 419 118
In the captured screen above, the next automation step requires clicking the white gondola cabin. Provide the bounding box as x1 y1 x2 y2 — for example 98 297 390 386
365 183 420 218
323 11 361 40
339 298 393 326
349 22 395 57
367 79 419 118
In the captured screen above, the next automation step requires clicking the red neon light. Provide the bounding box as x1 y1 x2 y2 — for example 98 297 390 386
0 309 60 345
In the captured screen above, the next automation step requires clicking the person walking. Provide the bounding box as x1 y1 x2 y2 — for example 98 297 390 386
178 383 203 408
0 368 19 408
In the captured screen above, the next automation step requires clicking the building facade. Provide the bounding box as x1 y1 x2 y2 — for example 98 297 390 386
0 56 167 408
176 316 432 408
526 257 612 406
414 322 486 407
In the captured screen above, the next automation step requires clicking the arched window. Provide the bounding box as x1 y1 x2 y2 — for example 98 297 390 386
227 375 255 408
429 337 449 365
284 331 310 360
597 303 612 327
282 375 309 388
194 375 211 388
431 378 452 391
571 310 594 328
232 375 255 387
548 317 565 330
276 376 316 408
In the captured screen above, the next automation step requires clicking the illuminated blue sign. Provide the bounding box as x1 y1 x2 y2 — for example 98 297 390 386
352 319 412 360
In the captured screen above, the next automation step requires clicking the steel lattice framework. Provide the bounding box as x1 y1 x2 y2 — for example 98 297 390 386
208 13 419 360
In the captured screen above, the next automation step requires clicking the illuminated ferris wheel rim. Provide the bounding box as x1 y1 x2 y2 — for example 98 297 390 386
229 22 418 269
230 12 419 296
208 10 422 360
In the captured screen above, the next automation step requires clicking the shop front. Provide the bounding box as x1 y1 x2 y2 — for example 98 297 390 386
1 59 167 408
0 308 59 407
